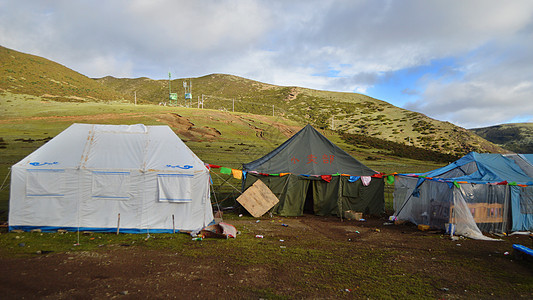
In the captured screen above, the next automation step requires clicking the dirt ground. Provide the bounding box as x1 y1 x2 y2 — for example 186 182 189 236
1 215 532 299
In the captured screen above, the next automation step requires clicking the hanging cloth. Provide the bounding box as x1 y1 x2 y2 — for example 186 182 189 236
220 167 232 175
348 176 360 183
361 176 371 186
320 175 332 183
231 169 242 180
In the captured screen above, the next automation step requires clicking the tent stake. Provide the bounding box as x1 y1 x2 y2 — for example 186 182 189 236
116 213 120 235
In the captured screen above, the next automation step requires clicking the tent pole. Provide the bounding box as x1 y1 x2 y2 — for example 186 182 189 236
209 173 223 222
394 180 426 219
172 214 175 233
338 177 343 222
0 167 11 192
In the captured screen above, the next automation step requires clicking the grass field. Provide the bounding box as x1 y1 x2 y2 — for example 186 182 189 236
1 93 532 298
0 92 442 222
1 213 532 299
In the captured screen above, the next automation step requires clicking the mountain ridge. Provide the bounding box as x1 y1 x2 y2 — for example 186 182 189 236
471 123 533 153
0 45 507 156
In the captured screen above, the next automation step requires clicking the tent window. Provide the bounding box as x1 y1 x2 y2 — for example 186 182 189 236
157 174 192 203
26 169 65 197
520 186 533 214
92 171 130 200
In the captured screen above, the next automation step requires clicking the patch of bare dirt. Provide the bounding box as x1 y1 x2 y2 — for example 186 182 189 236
284 87 300 102
156 113 221 142
1 215 532 299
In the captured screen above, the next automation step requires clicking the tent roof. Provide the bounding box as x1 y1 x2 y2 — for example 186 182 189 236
416 152 533 184
14 123 206 173
243 124 377 176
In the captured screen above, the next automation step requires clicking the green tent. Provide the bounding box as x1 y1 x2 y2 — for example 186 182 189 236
242 125 384 217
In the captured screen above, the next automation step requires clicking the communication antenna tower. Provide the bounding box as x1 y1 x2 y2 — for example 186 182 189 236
168 71 177 106
184 78 192 107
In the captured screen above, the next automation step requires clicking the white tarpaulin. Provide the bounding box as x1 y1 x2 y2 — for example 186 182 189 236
9 123 214 233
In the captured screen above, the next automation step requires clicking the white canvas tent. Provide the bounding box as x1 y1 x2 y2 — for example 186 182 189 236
9 123 214 233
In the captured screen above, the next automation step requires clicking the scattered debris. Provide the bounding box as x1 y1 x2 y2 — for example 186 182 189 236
255 235 264 238
200 222 237 239
344 210 362 220
418 224 430 231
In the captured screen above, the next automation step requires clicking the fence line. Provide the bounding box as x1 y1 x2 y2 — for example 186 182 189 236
168 94 289 118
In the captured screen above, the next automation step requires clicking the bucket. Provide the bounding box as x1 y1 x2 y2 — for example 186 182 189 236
445 223 455 235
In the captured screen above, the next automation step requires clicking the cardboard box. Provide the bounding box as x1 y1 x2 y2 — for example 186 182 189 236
418 224 430 231
344 210 363 220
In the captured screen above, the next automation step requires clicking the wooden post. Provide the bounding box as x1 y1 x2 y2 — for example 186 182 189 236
116 213 121 235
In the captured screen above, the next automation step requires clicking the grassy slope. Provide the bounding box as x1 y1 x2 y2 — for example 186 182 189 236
471 123 533 153
1 45 504 156
98 74 505 156
0 45 125 102
0 92 443 221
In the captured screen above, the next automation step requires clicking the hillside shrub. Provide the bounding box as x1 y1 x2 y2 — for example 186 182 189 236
341 132 459 163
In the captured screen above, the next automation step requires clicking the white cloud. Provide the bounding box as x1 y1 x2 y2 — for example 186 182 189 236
1 0 533 127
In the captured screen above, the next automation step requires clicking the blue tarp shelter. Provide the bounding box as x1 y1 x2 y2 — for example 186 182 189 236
394 152 533 239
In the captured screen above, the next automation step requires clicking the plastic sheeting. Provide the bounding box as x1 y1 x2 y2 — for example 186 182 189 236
394 152 533 239
394 176 502 240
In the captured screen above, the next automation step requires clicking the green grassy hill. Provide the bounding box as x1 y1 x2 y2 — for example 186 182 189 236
1 44 504 157
0 45 125 102
471 123 533 153
98 73 504 156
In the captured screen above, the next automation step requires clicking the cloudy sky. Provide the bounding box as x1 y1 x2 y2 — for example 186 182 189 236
1 0 533 129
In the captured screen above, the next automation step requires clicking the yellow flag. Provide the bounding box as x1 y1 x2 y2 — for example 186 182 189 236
231 169 243 180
